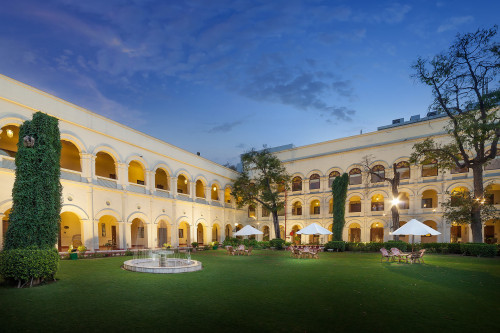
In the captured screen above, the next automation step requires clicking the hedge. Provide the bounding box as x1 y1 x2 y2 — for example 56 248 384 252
269 238 286 250
324 241 346 252
0 247 59 287
460 243 497 257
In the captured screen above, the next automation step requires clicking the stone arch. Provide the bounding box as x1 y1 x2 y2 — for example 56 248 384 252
98 215 120 249
59 211 84 251
91 145 123 163
60 139 82 172
347 222 362 242
126 211 149 224
369 220 385 242
210 181 221 201
61 204 89 221
156 219 172 248
305 169 324 179
124 154 148 170
131 217 148 248
446 182 473 193
95 208 122 221
212 221 221 243
60 132 88 154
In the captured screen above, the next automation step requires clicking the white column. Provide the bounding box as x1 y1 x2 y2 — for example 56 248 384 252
170 176 177 198
124 221 131 249
146 170 154 194
117 162 128 190
81 153 93 182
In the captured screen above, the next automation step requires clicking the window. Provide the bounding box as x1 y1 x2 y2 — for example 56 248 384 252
292 176 302 192
138 227 145 238
421 198 433 208
310 200 320 215
398 193 410 209
371 165 385 183
395 161 410 179
309 174 320 190
248 205 256 218
328 171 340 188
292 202 302 215
277 207 285 216
262 206 270 217
371 194 384 211
349 201 361 213
422 159 438 177
349 168 362 185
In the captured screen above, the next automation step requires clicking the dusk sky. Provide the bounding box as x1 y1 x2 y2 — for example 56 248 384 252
0 0 498 166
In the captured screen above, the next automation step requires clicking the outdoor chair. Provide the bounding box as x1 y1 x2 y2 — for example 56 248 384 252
390 248 409 263
409 249 426 264
309 248 319 259
245 246 253 256
380 248 395 262
226 246 235 256
236 244 245 255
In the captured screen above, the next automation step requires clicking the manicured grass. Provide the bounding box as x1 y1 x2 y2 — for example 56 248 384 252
1 250 499 332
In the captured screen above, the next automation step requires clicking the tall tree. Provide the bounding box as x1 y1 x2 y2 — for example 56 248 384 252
410 26 499 242
1 112 62 287
331 173 348 241
360 155 403 241
232 148 290 239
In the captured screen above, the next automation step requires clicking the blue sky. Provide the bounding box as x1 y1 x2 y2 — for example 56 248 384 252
0 0 498 165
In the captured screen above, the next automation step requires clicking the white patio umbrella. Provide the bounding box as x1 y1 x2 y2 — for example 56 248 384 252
234 225 263 236
392 218 441 252
296 223 333 235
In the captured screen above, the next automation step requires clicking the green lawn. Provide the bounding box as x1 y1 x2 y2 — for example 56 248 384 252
1 250 499 332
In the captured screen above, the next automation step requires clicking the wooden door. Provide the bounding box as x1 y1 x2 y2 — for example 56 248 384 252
111 226 117 248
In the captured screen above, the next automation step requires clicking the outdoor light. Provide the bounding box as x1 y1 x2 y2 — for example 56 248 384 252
184 179 187 184
391 198 400 206
6 129 13 138
213 186 216 191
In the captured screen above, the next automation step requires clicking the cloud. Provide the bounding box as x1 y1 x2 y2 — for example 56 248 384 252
208 120 243 133
437 16 474 33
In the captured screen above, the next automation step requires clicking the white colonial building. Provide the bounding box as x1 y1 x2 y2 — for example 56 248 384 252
1 74 499 249
0 74 247 251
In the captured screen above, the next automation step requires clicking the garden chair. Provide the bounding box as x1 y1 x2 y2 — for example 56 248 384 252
245 246 253 256
309 247 319 259
380 248 394 262
226 246 235 256
390 248 409 263
237 244 245 255
409 249 426 264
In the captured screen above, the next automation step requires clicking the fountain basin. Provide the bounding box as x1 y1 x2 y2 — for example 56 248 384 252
123 258 202 274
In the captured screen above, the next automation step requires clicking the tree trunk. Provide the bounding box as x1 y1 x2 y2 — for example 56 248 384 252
471 164 484 243
390 164 400 241
272 210 281 239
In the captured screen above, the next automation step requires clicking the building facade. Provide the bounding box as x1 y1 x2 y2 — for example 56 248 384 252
244 113 500 245
0 74 246 251
1 74 498 249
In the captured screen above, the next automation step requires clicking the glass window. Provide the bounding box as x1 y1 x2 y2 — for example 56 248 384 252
422 159 438 177
349 168 362 185
328 171 340 188
371 165 385 183
395 161 410 179
292 176 302 192
309 174 320 190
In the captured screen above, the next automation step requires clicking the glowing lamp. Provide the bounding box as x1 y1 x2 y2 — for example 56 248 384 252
213 186 217 191
6 129 14 138
184 179 188 184
391 198 400 206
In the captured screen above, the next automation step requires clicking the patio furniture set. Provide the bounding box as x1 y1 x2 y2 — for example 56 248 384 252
289 246 320 259
226 245 253 256
380 247 426 264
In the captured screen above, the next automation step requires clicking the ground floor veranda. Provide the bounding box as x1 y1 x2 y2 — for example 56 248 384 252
2 209 498 251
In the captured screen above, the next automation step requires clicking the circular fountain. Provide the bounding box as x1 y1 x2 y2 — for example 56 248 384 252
123 248 202 274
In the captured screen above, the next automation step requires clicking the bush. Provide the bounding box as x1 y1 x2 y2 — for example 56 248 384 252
384 241 408 252
460 243 497 257
324 241 346 252
125 249 133 256
243 239 259 248
269 238 286 250
345 242 385 252
222 237 241 247
258 241 270 249
0 247 59 287
191 242 198 248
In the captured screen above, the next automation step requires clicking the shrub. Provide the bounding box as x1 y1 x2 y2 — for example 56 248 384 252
125 249 133 256
243 239 259 248
0 247 59 287
460 243 497 257
191 242 198 248
258 241 270 249
324 241 346 252
222 237 241 247
269 238 286 250
384 240 407 252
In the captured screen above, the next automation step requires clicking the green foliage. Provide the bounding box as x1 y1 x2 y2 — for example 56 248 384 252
191 242 198 248
384 240 408 252
4 112 62 250
0 247 59 286
269 238 286 250
222 237 241 247
460 243 497 257
232 148 291 238
125 249 134 256
324 241 346 252
441 187 500 225
345 242 385 252
332 173 349 241
258 241 270 249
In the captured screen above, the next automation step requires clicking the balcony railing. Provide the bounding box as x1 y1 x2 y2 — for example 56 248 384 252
61 168 82 182
128 183 146 194
95 176 117 189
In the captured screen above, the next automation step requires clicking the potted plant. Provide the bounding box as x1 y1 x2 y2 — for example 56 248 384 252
191 242 198 252
162 243 171 249
104 241 113 251
211 241 219 250
68 245 78 260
